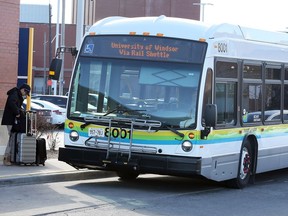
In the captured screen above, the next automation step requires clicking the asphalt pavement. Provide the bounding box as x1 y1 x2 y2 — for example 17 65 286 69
0 158 116 187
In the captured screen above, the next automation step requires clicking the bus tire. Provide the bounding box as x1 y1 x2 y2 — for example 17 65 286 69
117 170 139 180
227 139 253 189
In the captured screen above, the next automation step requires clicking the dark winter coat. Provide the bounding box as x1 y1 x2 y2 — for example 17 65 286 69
1 87 24 126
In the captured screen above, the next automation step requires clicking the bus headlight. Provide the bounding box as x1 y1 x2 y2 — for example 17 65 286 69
70 130 79 141
182 140 193 152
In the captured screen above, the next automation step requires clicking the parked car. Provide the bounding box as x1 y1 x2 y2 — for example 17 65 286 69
22 101 52 124
31 95 68 108
29 99 66 125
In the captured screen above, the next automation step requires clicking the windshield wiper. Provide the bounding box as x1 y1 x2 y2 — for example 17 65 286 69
80 122 91 129
80 106 147 130
163 123 184 138
104 104 146 116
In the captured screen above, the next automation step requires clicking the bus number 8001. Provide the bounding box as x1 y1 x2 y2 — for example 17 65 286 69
105 128 131 139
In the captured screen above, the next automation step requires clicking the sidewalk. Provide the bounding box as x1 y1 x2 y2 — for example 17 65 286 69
0 158 116 186
0 111 116 186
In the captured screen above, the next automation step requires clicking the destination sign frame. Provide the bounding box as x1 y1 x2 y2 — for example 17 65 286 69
80 35 207 64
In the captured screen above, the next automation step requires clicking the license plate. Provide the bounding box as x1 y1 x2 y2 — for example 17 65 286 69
88 128 104 137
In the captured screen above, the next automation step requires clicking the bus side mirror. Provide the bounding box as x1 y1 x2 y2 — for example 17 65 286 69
201 104 217 139
49 58 62 80
205 104 217 127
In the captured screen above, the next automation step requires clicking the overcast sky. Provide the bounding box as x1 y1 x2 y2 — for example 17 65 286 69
204 0 288 31
21 0 288 31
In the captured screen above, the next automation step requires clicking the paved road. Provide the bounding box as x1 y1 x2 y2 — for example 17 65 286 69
2 169 288 216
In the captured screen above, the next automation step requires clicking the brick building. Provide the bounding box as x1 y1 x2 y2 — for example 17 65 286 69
21 0 201 97
0 0 20 109
0 0 20 159
73 0 201 26
19 22 76 95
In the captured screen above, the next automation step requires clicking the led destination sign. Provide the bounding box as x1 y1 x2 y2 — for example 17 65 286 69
81 35 207 64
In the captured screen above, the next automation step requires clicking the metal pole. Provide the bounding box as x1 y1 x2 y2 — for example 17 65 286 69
55 0 60 52
193 2 213 22
59 0 65 95
201 5 204 22
52 0 61 95
49 4 52 66
43 32 47 95
76 0 85 49
48 1 52 95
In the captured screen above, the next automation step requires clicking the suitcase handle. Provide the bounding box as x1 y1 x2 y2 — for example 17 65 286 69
26 110 37 136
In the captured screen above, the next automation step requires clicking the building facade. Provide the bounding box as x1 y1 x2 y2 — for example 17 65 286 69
24 0 201 97
72 0 200 26
0 0 20 159
0 0 20 109
19 22 76 95
1 0 201 109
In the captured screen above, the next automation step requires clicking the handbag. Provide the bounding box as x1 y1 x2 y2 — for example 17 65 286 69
11 112 27 133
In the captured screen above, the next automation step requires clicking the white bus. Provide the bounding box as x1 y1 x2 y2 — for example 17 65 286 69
56 16 288 188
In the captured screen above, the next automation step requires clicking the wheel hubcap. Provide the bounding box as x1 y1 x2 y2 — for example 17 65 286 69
240 147 251 180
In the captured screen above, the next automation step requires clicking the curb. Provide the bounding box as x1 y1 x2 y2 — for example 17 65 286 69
0 170 117 187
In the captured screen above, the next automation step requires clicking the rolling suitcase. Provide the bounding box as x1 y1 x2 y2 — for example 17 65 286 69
36 138 47 166
9 132 18 164
10 111 37 165
16 133 36 164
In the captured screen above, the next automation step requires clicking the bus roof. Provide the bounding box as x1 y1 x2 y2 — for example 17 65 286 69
88 16 288 46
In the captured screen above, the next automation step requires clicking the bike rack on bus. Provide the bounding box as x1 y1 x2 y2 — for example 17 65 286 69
84 116 161 161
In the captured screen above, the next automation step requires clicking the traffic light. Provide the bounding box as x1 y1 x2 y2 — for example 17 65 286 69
49 58 62 80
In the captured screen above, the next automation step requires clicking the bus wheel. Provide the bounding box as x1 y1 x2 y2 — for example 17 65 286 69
117 170 139 180
227 139 253 189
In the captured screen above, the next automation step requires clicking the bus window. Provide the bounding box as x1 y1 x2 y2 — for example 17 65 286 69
215 61 238 126
264 65 281 123
243 64 261 79
216 61 237 78
203 68 212 105
265 84 281 111
202 68 213 126
284 67 288 122
242 83 262 123
215 82 237 125
242 63 262 124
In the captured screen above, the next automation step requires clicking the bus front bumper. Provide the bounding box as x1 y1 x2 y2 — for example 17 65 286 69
58 146 202 177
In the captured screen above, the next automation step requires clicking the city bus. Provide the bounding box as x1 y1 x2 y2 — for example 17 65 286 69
56 16 288 189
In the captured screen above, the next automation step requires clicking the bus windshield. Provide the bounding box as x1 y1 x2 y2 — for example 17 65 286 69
68 35 207 129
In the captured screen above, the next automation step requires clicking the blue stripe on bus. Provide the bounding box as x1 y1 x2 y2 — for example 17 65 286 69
65 128 288 146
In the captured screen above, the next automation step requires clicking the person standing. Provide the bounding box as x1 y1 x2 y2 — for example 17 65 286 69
1 83 31 165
